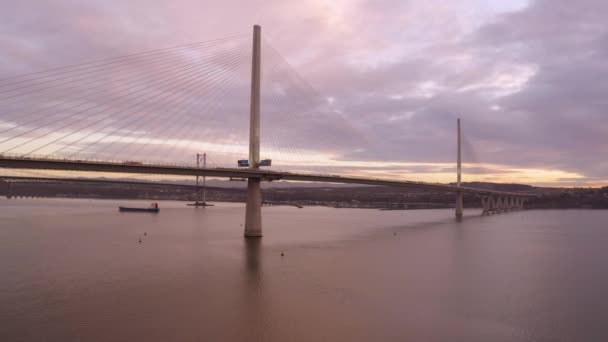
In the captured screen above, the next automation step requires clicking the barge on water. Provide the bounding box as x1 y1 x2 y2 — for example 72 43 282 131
187 201 214 207
119 203 159 213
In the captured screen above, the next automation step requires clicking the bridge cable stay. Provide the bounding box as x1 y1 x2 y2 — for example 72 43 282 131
44 51 251 158
461 119 501 187
101 58 247 162
0 36 251 131
459 123 531 212
11 47 249 157
262 41 348 175
461 125 480 185
1 30 394 183
0 35 252 165
0 35 250 96
263 49 441 183
105 37 252 167
460 126 518 191
260 52 325 174
133 53 252 165
65 48 251 161
0 38 249 149
260 40 378 177
0 34 249 84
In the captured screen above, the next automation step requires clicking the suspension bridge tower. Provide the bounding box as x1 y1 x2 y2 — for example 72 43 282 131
244 25 263 237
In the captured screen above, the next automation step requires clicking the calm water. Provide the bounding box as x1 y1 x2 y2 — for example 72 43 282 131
1 198 607 342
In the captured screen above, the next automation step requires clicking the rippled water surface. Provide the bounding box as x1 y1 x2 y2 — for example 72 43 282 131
1 198 608 341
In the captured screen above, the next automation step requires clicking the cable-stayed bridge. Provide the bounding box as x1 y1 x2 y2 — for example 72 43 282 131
0 26 531 237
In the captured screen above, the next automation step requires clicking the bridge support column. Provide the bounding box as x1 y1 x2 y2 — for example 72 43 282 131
481 196 490 215
455 191 463 217
497 197 505 213
244 178 262 237
0 179 9 199
484 196 526 214
518 197 525 210
244 24 263 238
489 196 495 214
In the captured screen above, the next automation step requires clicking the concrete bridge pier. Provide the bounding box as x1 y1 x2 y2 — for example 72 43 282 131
0 178 9 199
455 191 463 217
496 197 504 213
481 196 490 215
481 195 526 215
503 197 510 211
244 178 262 237
507 197 518 211
487 196 495 214
518 197 526 210
488 196 501 214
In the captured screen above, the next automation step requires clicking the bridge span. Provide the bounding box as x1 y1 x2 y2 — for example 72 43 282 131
0 155 531 216
0 155 529 197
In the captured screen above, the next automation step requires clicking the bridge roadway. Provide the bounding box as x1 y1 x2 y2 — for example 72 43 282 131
0 156 531 197
0 175 202 189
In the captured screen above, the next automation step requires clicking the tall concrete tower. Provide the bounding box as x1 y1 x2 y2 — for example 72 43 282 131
455 118 463 217
244 25 263 237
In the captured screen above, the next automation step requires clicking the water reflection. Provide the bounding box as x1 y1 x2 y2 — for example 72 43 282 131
3 200 608 341
239 237 268 340
244 238 262 275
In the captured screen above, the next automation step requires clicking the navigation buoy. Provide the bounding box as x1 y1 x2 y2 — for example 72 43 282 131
138 238 142 243
281 252 285 257
144 232 147 236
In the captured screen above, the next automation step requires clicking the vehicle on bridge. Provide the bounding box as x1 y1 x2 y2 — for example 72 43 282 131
237 159 271 167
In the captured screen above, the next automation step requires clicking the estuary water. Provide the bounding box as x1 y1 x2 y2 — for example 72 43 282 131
1 198 607 342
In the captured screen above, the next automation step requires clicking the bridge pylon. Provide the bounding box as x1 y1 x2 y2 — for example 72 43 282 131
455 118 463 218
244 25 263 238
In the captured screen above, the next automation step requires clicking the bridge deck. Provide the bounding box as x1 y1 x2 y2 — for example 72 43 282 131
0 156 531 197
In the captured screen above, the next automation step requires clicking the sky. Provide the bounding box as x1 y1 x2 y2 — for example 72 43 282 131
0 0 607 187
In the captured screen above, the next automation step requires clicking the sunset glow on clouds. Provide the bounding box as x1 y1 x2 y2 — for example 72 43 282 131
1 0 607 187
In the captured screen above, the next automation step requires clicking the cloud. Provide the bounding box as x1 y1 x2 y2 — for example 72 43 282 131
0 0 606 186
